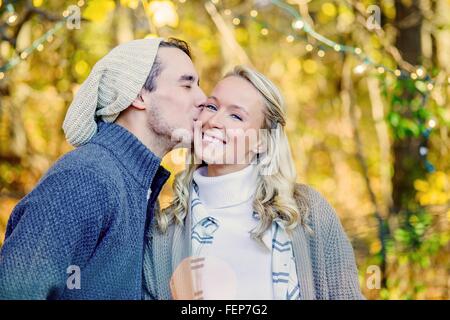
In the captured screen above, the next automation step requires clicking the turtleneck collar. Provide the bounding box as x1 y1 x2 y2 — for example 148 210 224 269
192 164 259 209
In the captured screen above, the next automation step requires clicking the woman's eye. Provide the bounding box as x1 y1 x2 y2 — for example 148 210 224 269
184 85 192 89
205 103 218 111
231 114 243 121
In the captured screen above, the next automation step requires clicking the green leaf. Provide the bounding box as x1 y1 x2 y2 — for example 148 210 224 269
387 111 400 127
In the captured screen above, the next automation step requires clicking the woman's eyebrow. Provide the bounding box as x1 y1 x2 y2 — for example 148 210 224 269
209 96 249 115
230 104 249 115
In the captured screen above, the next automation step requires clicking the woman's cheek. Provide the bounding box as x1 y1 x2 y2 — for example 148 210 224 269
227 134 245 163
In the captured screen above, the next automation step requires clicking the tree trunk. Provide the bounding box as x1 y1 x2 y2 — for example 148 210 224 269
392 0 425 213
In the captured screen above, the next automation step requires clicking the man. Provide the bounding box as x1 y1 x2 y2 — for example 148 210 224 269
0 37 206 299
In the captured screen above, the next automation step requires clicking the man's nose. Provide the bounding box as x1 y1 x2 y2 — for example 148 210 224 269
195 87 207 108
193 87 207 120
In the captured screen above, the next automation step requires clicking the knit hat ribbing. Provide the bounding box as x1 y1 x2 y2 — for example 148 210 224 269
63 38 163 147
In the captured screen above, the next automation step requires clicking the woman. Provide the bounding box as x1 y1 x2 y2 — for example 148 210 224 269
143 66 364 300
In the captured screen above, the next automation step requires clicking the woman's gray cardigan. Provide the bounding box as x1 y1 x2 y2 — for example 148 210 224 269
143 183 365 300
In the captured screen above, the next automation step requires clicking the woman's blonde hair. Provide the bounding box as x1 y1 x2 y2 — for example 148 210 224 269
157 65 309 239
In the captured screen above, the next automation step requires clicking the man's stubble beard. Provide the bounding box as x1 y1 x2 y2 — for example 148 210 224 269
146 102 182 151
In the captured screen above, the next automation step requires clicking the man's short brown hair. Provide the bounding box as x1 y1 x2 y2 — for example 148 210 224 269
142 38 192 92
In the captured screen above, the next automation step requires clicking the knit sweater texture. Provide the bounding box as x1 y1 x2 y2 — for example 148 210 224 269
0 121 170 299
143 183 365 300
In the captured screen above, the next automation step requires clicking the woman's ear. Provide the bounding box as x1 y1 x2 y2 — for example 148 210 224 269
130 90 147 110
253 139 267 155
256 129 270 154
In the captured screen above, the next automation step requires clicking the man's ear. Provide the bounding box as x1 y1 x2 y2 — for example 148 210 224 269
130 90 147 110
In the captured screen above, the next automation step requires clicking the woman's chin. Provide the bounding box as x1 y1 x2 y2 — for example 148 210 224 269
194 150 223 165
193 142 224 164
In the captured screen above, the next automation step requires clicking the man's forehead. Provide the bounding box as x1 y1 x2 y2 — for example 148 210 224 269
157 46 193 65
157 48 198 80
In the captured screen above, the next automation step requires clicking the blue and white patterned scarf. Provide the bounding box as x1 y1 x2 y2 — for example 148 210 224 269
190 182 300 300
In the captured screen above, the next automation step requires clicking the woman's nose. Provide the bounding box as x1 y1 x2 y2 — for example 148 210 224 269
207 111 224 129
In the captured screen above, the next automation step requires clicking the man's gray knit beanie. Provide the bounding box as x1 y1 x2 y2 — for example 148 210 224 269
63 37 163 147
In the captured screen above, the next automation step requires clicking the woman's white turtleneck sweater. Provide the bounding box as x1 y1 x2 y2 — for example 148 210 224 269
192 164 273 300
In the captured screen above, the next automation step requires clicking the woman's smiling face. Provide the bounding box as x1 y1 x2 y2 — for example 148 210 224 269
194 76 266 165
